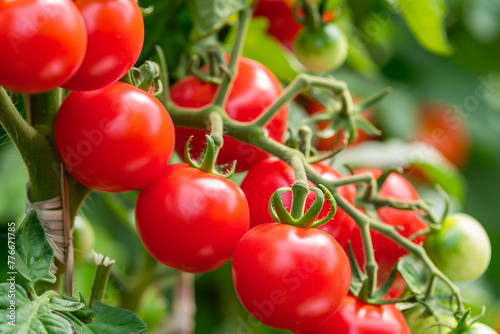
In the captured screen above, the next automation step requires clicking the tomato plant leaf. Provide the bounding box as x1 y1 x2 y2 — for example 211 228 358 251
84 301 147 334
394 0 452 55
14 210 56 291
48 297 85 313
189 0 247 36
410 161 466 202
397 256 428 295
0 284 74 334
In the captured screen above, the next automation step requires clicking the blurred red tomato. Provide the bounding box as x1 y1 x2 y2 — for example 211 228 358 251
412 101 471 169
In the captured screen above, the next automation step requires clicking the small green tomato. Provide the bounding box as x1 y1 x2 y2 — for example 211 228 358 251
424 214 491 282
293 22 348 73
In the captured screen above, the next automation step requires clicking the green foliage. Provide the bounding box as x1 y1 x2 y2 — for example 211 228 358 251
15 211 56 293
189 0 247 36
395 0 452 55
0 212 147 334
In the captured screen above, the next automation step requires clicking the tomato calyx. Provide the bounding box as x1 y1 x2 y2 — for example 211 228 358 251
268 184 336 228
307 88 386 146
121 60 163 98
184 134 237 178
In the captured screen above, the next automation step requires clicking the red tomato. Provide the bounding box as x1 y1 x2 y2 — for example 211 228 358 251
55 82 174 192
240 157 357 245
412 101 470 169
304 97 378 151
135 163 250 273
299 294 411 334
170 57 288 172
348 170 428 281
0 0 86 93
62 0 144 91
232 223 350 332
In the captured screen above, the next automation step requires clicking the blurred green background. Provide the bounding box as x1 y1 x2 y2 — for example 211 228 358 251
1 0 500 332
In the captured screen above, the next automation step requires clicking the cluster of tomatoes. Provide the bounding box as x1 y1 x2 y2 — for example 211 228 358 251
1 0 494 333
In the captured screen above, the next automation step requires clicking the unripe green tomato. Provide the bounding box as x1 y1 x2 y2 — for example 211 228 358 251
449 323 498 334
403 306 456 334
293 22 348 73
423 214 491 282
73 216 95 265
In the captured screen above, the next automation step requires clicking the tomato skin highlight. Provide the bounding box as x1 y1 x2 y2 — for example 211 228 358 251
299 294 411 334
347 170 428 281
62 0 144 91
240 157 357 244
232 223 351 332
423 213 491 282
135 164 250 273
0 0 87 93
55 82 175 192
170 57 288 172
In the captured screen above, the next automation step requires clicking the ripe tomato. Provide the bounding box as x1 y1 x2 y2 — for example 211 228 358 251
232 223 350 332
412 101 471 169
0 0 86 93
347 169 428 281
303 97 378 151
294 23 348 73
423 213 491 282
170 57 288 172
240 157 357 245
73 216 95 265
55 82 174 192
135 163 250 273
62 0 144 91
299 294 411 334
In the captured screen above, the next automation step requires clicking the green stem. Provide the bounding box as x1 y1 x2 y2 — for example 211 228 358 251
0 88 60 202
88 255 114 307
302 0 322 30
364 212 464 313
425 275 438 299
154 45 172 108
335 195 378 298
253 74 347 128
290 155 309 220
298 126 312 159
212 8 251 108
209 112 224 154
